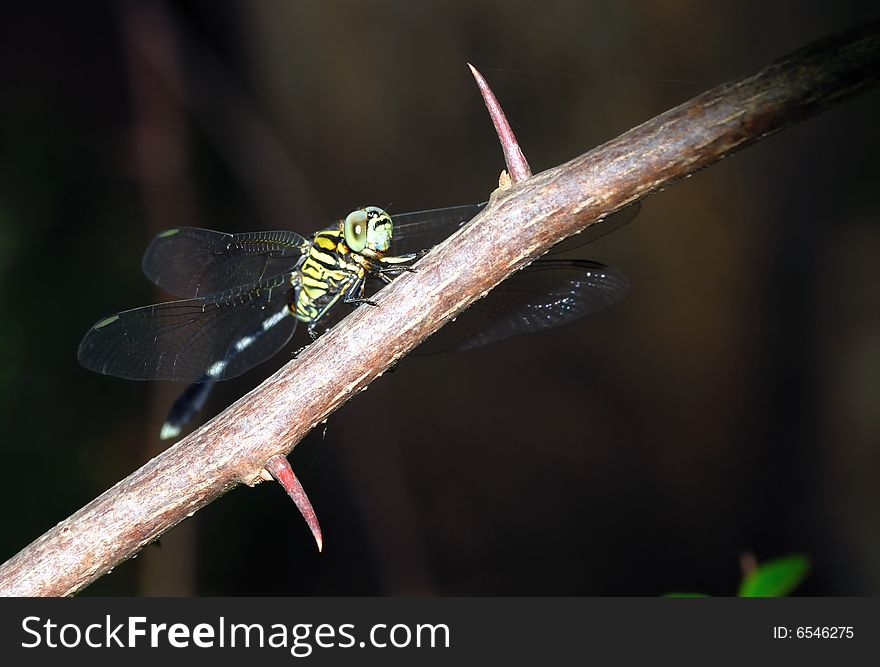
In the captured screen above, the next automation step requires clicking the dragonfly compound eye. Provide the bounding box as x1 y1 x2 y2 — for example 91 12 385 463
343 210 369 252
363 206 392 253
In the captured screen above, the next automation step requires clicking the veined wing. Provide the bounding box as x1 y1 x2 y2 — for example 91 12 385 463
389 201 639 256
77 274 297 382
415 259 628 354
309 256 629 348
142 226 310 299
390 204 487 255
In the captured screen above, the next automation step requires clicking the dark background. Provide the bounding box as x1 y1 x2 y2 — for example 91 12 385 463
0 1 878 596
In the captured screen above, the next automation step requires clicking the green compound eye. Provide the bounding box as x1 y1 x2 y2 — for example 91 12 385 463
363 206 393 252
343 210 369 252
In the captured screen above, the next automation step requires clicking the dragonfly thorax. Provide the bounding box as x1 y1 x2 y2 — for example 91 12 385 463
343 206 393 256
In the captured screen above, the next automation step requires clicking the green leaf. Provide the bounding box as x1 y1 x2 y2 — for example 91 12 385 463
738 554 810 597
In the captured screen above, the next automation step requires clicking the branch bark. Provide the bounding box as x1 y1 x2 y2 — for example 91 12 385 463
2 20 879 596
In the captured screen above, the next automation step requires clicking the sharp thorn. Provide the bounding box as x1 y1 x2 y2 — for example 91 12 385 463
264 454 323 552
468 62 532 183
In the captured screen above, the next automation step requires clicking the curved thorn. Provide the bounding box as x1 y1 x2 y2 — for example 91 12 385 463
468 62 532 183
264 454 323 552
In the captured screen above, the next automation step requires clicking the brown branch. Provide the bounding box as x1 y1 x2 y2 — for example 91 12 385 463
2 19 878 596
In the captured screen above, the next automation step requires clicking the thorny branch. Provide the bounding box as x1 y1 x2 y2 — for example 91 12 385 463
1 20 879 596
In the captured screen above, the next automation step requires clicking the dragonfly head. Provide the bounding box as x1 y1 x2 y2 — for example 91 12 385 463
344 206 393 255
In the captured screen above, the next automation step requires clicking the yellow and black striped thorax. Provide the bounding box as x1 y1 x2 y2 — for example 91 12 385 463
291 206 403 326
293 228 364 324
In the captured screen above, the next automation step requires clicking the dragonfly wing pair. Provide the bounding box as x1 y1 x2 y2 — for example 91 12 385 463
77 228 309 383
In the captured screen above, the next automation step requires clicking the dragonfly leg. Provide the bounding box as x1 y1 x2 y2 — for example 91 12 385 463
344 297 379 307
341 273 377 307
377 265 416 275
376 264 415 284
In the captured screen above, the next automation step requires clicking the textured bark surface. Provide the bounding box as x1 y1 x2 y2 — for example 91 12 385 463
1 19 878 596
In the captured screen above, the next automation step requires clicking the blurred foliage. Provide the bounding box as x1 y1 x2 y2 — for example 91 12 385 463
667 554 811 597
738 554 810 597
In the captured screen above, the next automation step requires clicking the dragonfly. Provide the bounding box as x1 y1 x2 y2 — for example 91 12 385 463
78 201 639 439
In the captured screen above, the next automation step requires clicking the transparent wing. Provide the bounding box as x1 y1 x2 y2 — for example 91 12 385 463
77 274 298 382
415 259 628 354
389 204 487 255
142 226 309 298
308 259 629 351
389 201 639 256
